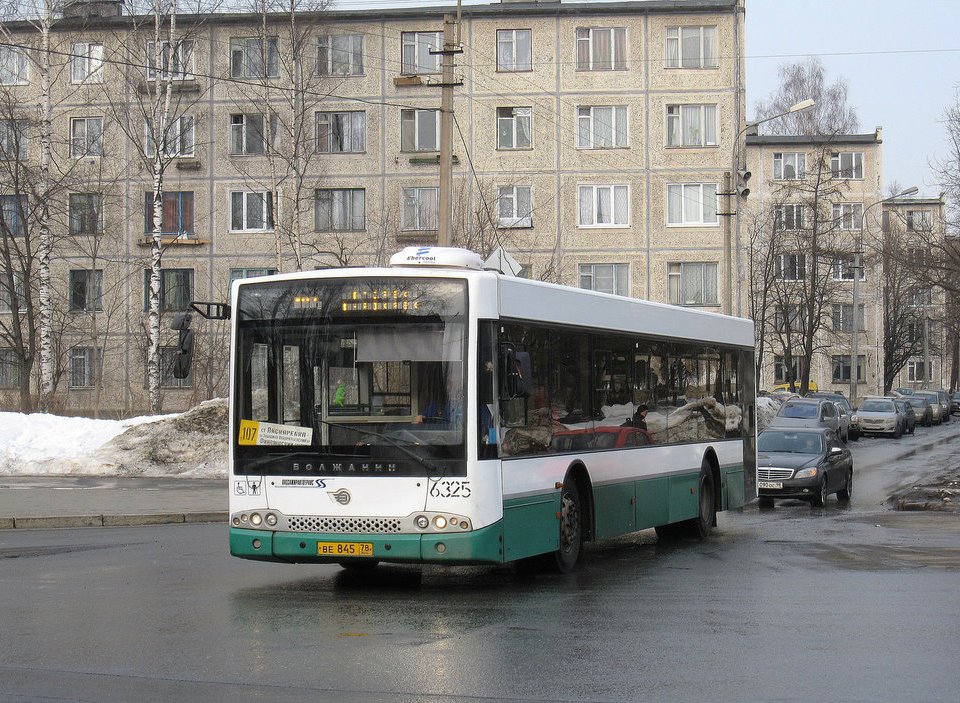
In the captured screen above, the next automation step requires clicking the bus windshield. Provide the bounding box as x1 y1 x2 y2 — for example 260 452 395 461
233 277 467 477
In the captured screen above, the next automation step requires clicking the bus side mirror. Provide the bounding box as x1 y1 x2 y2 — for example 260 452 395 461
500 347 532 400
170 313 194 380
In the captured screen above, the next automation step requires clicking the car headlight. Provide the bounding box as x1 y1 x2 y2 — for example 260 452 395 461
851 415 860 423
794 467 819 479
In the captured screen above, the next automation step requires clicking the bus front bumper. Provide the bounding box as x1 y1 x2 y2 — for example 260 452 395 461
230 521 505 565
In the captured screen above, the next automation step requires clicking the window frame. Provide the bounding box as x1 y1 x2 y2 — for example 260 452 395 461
0 194 28 237
70 116 104 158
775 253 806 281
575 27 627 71
314 187 366 232
496 29 532 72
401 186 439 231
832 203 864 231
776 203 805 231
664 25 718 69
400 31 442 75
497 185 533 228
230 36 280 79
71 41 104 84
0 46 29 85
144 191 194 237
579 263 629 296
143 268 195 313
316 34 364 77
577 184 630 228
400 108 440 152
831 151 864 179
147 39 194 80
832 354 865 383
68 346 102 389
907 359 933 383
666 183 719 226
773 152 806 180
230 190 275 232
496 106 533 150
665 103 717 147
0 348 20 389
577 105 628 149
831 303 865 333
0 269 25 313
229 112 274 156
315 110 365 154
0 119 26 160
667 261 719 306
831 255 866 282
146 115 195 158
69 193 103 235
906 210 932 232
69 268 103 312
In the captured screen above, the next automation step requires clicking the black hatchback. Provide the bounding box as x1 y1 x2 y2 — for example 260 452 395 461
756 428 853 508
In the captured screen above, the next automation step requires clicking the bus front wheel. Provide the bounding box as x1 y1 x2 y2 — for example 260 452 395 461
552 479 583 573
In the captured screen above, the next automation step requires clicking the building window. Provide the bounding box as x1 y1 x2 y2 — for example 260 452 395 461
831 151 863 179
497 185 532 228
316 111 365 153
0 46 28 85
665 25 717 68
147 40 194 80
144 191 194 236
144 268 194 312
907 360 932 382
0 270 25 312
776 253 806 281
497 107 532 149
71 42 103 83
160 346 191 388
230 191 274 231
773 152 805 180
401 31 441 75
68 346 101 389
0 119 26 160
773 304 803 333
230 37 279 78
400 109 439 151
575 27 626 71
906 320 927 345
832 354 865 383
776 204 805 231
69 269 103 312
577 105 627 149
668 262 718 306
146 115 194 157
666 104 716 147
69 193 103 235
401 187 438 231
578 184 629 227
0 194 27 237
831 255 865 281
497 29 532 72
773 355 802 385
315 188 365 232
229 268 276 286
579 263 629 296
0 348 20 389
230 113 274 155
832 303 865 332
906 210 932 232
70 116 103 157
909 288 933 307
832 203 863 230
667 183 718 225
317 34 364 76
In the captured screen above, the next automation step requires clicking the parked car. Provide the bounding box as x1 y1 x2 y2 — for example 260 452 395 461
806 391 859 440
853 396 905 438
894 398 916 434
895 387 915 396
756 427 853 508
914 391 944 425
833 402 851 442
770 398 843 438
952 392 960 416
906 395 934 427
935 390 951 424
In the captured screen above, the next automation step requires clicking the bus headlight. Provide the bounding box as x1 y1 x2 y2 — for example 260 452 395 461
265 513 278 527
250 513 263 526
415 515 429 529
434 516 447 529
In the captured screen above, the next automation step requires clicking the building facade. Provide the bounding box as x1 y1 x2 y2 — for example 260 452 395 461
0 0 746 415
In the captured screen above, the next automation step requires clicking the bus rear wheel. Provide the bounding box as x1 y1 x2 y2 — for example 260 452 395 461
552 479 583 573
685 464 716 539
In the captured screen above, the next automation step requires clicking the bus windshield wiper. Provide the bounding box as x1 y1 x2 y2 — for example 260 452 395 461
314 417 446 477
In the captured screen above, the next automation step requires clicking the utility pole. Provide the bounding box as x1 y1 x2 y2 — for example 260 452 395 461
435 13 462 247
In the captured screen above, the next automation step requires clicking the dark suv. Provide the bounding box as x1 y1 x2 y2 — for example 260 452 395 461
805 391 859 441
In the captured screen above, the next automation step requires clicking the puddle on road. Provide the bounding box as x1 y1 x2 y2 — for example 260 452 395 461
797 542 960 571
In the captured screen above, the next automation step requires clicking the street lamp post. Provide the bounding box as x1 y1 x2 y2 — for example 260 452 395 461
850 186 919 404
728 99 815 315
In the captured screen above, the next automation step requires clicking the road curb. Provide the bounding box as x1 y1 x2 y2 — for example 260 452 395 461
2 512 228 530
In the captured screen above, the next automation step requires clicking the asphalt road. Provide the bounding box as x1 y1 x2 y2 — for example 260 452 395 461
1 425 959 703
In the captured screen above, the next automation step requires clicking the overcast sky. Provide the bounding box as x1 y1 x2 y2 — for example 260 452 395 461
747 0 960 197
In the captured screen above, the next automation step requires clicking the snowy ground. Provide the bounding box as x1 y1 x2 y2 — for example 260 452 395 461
0 399 228 478
0 395 782 479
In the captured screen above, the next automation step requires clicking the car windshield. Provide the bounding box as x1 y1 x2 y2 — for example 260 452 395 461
780 402 818 418
860 399 895 413
907 398 925 407
758 431 823 454
916 393 939 404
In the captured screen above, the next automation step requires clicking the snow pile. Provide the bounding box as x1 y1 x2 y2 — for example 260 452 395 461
0 400 228 478
757 395 782 431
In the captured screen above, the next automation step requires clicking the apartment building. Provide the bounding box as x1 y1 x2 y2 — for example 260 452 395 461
745 130 886 399
0 0 745 415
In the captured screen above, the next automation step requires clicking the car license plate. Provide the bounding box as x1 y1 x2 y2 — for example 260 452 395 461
317 541 374 557
758 481 783 490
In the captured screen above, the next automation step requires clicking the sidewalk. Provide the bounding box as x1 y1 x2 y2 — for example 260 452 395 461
0 476 226 529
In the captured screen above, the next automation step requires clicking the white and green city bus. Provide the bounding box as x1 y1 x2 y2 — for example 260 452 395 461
221 247 755 571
